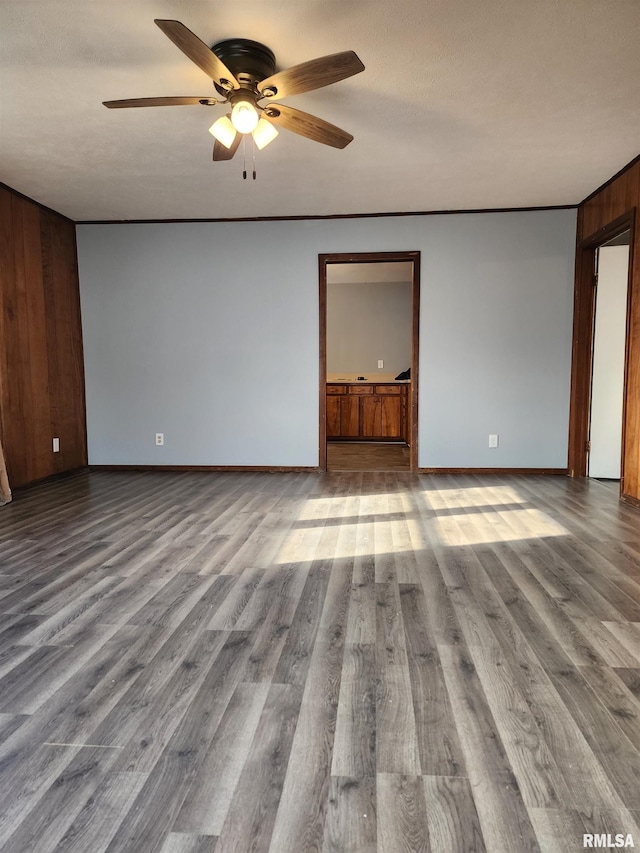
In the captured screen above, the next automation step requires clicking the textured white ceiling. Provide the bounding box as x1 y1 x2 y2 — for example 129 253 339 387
1 0 639 221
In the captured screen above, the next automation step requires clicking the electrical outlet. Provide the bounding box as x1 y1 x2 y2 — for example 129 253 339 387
378 359 384 368
155 433 164 446
52 437 60 453
489 434 499 448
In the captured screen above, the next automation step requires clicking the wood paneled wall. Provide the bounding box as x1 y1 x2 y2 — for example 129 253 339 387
575 157 640 499
578 159 640 241
0 185 86 488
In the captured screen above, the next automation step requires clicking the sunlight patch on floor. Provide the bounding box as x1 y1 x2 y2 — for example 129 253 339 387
423 485 524 510
274 517 416 564
434 508 568 546
296 495 392 521
284 486 569 559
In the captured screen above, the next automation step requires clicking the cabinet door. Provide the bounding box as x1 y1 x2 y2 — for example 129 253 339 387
374 385 401 395
326 396 341 437
381 395 402 438
341 395 360 437
361 396 382 436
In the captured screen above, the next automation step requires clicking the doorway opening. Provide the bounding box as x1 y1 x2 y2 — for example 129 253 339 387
568 210 635 497
588 230 631 481
318 251 420 472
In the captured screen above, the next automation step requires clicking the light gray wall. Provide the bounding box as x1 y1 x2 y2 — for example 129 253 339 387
76 208 577 468
327 281 412 376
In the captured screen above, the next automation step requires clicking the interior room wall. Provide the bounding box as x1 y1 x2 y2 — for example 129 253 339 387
326 281 412 376
76 208 576 469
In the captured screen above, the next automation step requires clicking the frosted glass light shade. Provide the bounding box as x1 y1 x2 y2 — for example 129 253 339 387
231 100 259 133
209 116 237 149
252 118 278 150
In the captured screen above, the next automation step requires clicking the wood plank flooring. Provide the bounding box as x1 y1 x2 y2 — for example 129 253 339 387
327 442 410 471
0 470 639 852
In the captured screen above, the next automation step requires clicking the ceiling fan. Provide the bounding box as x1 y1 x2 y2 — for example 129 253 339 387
103 19 365 163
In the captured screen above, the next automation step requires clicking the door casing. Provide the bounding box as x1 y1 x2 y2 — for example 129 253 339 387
568 210 635 497
318 251 421 471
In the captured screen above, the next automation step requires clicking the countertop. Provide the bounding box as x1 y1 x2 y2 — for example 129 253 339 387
327 374 410 384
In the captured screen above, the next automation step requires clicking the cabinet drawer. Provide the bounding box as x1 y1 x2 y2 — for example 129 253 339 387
326 385 346 395
374 385 402 395
348 385 374 395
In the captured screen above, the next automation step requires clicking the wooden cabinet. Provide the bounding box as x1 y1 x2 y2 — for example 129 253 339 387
327 393 360 437
326 383 409 442
362 395 402 438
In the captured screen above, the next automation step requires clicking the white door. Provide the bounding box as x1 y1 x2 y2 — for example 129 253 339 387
588 244 629 479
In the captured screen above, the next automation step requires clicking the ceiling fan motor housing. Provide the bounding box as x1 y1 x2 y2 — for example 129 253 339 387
212 39 276 94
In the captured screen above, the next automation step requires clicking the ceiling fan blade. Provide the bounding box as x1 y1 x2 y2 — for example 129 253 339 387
262 104 353 149
257 51 364 100
103 97 218 109
154 19 239 89
213 134 242 161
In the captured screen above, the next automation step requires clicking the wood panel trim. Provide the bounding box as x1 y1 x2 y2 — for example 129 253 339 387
319 251 420 472
89 465 321 473
327 437 407 443
320 251 421 264
567 240 597 478
70 222 88 468
620 492 640 509
619 212 637 501
417 467 569 475
77 205 578 226
319 257 328 471
91 464 566 476
410 253 420 470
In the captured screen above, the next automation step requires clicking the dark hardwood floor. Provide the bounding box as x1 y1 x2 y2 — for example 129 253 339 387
0 470 639 852
327 442 410 471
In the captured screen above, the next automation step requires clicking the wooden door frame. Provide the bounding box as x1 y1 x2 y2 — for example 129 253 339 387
319 250 420 471
568 209 636 491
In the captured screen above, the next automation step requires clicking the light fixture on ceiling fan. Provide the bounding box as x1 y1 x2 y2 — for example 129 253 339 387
103 20 365 169
208 90 279 152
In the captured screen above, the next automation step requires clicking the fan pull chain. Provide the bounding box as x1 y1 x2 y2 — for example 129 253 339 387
252 136 257 180
242 135 247 180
